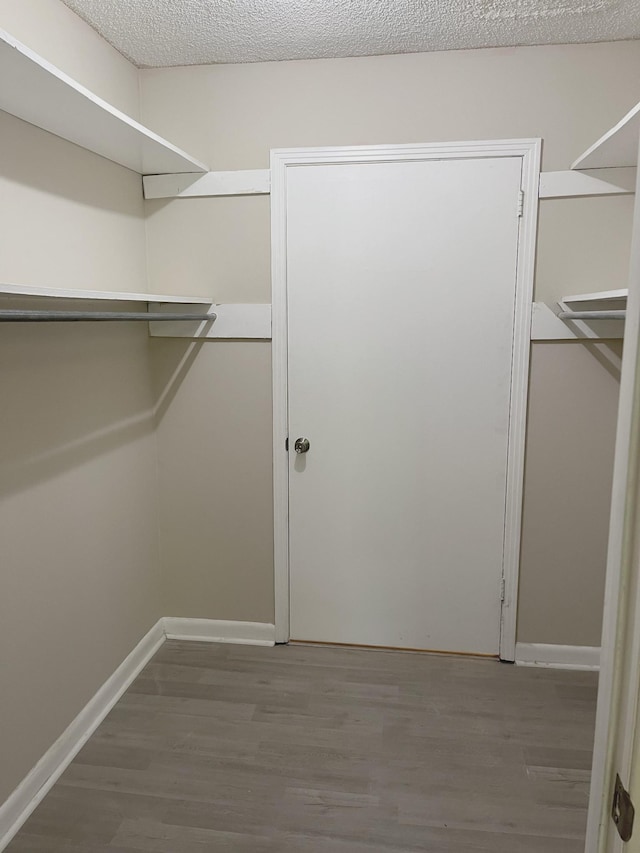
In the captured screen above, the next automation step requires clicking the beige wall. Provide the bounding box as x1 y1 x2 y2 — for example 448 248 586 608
0 0 140 118
518 343 622 646
150 340 274 622
0 111 147 293
141 41 635 643
0 1 161 804
0 321 161 804
536 195 634 306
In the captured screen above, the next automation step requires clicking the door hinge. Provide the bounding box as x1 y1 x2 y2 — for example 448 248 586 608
285 436 289 452
500 577 506 602
517 190 524 218
612 773 635 842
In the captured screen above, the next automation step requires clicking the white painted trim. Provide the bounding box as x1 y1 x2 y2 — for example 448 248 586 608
499 140 541 662
271 148 291 645
270 139 542 165
539 168 636 199
271 140 541 657
163 618 276 646
143 170 271 200
531 301 624 341
0 619 165 853
586 141 640 853
148 303 271 339
515 642 601 671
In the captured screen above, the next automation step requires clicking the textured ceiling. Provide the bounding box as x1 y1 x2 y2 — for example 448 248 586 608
62 0 640 67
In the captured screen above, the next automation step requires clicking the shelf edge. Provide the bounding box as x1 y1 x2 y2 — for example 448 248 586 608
0 283 213 304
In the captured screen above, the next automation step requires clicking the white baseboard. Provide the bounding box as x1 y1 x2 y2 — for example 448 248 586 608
163 617 276 646
515 642 601 671
0 618 166 852
0 615 276 851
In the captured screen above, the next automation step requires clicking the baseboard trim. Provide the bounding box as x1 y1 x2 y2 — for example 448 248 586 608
163 617 276 646
515 642 601 671
0 615 277 850
0 618 165 852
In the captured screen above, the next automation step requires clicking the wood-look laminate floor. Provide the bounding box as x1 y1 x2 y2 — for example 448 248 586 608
7 641 597 852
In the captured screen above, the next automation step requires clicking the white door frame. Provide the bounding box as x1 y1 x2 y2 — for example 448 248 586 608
271 140 541 659
586 147 640 853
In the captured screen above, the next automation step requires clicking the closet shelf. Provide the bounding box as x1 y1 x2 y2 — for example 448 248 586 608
572 102 640 170
0 283 212 305
560 287 629 310
555 288 626 333
0 286 272 339
531 291 627 341
0 27 208 176
559 289 626 322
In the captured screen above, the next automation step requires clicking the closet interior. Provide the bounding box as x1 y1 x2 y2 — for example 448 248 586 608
2 5 640 852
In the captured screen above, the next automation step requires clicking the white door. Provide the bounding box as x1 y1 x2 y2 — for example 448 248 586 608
285 154 523 654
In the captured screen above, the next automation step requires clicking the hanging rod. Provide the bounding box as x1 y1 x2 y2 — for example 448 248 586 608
558 310 626 321
0 311 217 322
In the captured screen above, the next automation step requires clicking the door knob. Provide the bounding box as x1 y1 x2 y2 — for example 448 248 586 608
294 437 310 454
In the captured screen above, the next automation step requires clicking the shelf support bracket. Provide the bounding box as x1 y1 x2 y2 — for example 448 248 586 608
539 168 636 199
143 170 271 200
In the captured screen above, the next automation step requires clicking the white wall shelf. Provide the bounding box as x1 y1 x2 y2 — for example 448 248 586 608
539 169 636 198
0 27 208 176
572 102 640 170
0 286 271 338
0 282 212 305
143 170 271 199
531 291 627 341
561 288 628 306
148 303 271 339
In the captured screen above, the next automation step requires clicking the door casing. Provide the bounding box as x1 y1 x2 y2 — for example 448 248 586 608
270 140 541 660
586 150 640 853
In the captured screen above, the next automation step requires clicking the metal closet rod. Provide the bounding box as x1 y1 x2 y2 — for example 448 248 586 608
558 310 626 321
0 310 217 322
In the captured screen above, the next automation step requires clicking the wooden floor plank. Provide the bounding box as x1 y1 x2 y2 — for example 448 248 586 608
6 641 597 852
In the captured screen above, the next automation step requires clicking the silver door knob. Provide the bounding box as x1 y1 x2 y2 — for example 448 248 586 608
294 437 310 454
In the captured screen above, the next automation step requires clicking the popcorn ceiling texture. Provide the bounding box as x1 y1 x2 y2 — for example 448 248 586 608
62 0 638 67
